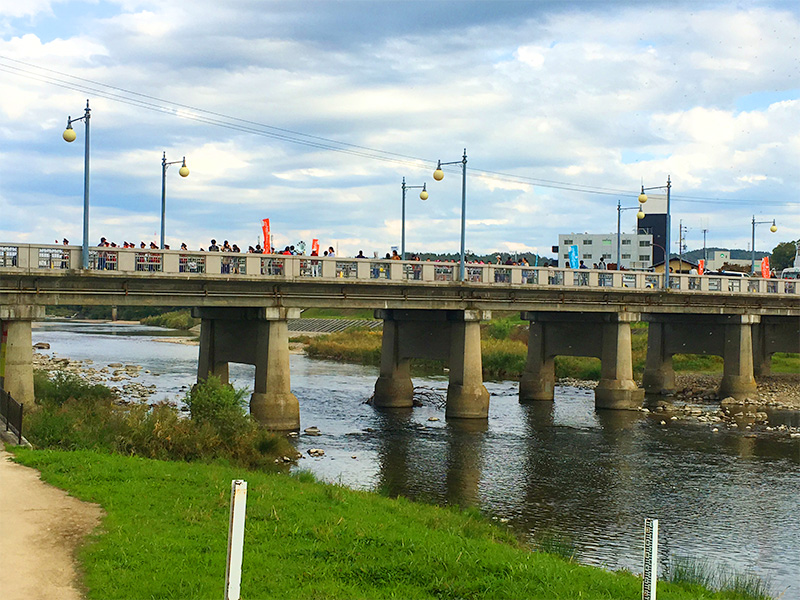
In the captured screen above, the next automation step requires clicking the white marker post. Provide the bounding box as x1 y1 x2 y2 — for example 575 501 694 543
224 480 248 600
642 518 659 600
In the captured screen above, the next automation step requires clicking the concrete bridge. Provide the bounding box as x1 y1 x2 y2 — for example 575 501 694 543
1 242 798 430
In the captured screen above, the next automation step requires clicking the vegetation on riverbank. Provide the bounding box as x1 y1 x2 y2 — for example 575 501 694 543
25 372 295 469
140 309 199 330
9 447 762 600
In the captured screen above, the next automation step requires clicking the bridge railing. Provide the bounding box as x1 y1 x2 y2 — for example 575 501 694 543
1 243 798 296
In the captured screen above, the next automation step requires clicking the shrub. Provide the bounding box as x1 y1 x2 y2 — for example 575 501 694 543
34 370 115 407
184 376 249 439
25 371 296 470
141 310 199 330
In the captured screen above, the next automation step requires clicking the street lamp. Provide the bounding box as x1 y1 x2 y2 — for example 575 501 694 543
616 198 646 269
637 176 671 288
401 178 428 261
433 148 468 280
62 99 91 269
751 216 777 275
161 152 190 249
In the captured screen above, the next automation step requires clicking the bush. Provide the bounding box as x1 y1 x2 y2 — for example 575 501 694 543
34 370 115 407
184 376 249 439
141 310 199 330
25 372 296 469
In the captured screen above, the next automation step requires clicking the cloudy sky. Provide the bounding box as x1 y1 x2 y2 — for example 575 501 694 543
0 0 798 259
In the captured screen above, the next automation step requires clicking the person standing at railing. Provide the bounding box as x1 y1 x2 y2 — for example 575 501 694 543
599 257 607 270
97 237 108 270
327 246 335 257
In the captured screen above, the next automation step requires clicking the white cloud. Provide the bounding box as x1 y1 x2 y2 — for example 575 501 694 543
0 2 798 257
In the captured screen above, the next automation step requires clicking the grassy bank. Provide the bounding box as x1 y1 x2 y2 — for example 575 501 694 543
9 448 755 600
140 309 199 330
305 319 800 381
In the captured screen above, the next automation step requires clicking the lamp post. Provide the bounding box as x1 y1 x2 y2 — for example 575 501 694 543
161 152 190 249
638 176 671 288
616 198 646 269
401 178 428 260
62 99 91 269
433 148 468 280
751 216 777 275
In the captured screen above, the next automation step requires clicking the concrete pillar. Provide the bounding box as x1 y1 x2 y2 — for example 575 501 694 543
194 307 300 430
250 318 300 431
197 319 230 384
642 321 676 395
373 319 414 408
446 319 489 419
519 321 556 401
719 315 759 400
751 322 771 377
0 306 44 406
595 314 644 410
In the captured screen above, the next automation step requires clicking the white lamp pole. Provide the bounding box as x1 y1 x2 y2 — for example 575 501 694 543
161 152 190 249
401 178 428 261
638 176 671 288
616 199 646 269
62 100 91 269
433 148 468 280
751 216 777 275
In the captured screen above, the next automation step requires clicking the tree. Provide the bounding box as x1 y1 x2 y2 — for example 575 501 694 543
770 240 799 272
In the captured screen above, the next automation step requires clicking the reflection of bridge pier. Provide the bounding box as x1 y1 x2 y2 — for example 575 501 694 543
445 419 487 507
519 311 644 410
373 309 490 419
193 307 301 431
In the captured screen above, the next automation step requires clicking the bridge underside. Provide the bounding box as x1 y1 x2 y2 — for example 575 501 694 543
519 311 644 410
372 309 490 419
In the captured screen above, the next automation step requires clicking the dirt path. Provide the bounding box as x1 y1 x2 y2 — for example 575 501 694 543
0 445 103 600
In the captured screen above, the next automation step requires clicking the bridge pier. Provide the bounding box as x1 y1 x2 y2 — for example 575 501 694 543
752 316 800 377
373 309 490 419
193 307 301 431
641 314 780 401
519 312 644 410
0 306 44 405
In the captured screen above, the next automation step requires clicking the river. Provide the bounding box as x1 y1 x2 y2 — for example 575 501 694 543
32 321 800 599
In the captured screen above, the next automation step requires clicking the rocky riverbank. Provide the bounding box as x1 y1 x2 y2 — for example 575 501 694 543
33 349 166 405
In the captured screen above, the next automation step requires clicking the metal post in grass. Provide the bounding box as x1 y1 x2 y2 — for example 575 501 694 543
642 518 659 600
224 480 248 600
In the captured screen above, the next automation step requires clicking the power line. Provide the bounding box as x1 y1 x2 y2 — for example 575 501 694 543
0 55 797 206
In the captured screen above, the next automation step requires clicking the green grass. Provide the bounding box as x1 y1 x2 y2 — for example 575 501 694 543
771 353 800 374
8 448 758 600
141 309 200 330
666 555 772 600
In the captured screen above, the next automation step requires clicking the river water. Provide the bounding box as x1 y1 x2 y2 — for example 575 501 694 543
32 321 800 598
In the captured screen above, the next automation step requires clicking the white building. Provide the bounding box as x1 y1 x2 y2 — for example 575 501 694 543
704 250 751 272
557 232 653 269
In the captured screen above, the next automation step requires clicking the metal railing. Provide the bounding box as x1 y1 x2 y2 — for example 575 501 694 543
0 388 23 445
1 243 798 297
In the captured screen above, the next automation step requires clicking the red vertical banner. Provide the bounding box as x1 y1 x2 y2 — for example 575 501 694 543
761 256 770 278
698 259 704 275
311 239 320 255
261 219 271 254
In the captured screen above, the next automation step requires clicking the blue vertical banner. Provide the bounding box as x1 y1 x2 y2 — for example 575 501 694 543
569 245 579 269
